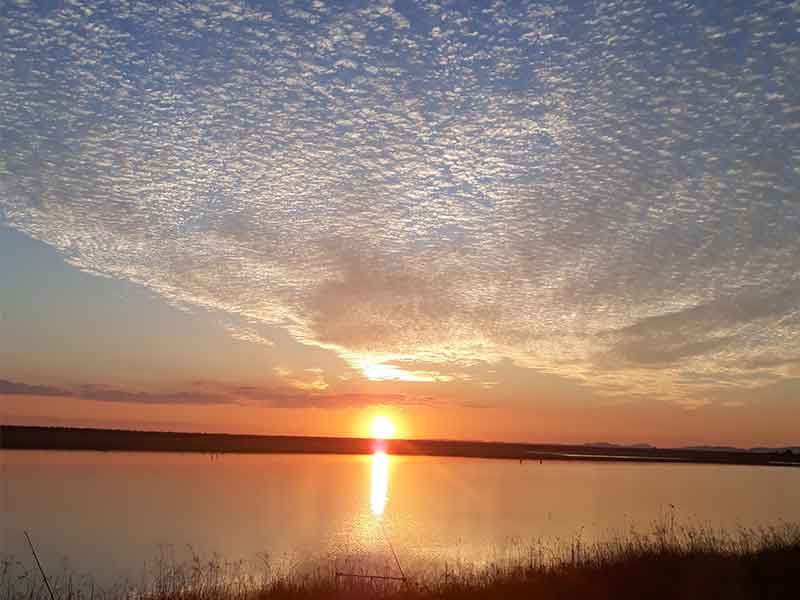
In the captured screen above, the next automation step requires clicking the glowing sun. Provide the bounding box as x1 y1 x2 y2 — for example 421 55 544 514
371 415 396 440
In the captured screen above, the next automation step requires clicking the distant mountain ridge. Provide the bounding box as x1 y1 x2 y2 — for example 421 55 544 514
681 445 800 454
587 442 799 454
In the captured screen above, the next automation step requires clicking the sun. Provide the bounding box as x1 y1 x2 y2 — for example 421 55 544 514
370 415 396 440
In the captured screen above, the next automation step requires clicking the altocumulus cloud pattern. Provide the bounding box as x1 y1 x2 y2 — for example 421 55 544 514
1 0 799 404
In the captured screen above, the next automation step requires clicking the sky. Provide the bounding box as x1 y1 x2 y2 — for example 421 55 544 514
1 0 799 447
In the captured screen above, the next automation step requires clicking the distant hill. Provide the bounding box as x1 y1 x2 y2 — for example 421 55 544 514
589 443 799 455
684 445 800 454
748 447 800 454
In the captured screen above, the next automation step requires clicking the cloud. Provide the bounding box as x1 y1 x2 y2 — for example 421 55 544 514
192 380 449 409
721 401 746 408
271 392 420 409
0 377 450 410
0 379 231 406
675 398 714 411
0 379 67 397
588 287 800 399
2 0 799 407
270 367 329 391
599 334 739 368
76 384 228 406
304 246 461 353
608 287 800 345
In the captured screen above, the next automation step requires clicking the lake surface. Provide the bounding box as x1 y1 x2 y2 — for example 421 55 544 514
2 451 799 586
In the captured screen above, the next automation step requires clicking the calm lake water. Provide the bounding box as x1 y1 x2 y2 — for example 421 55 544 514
2 451 799 585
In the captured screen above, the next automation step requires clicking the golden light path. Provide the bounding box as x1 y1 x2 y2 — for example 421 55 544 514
369 415 394 517
370 450 389 517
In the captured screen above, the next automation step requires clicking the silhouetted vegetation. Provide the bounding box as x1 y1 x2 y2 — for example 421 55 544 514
4 524 799 600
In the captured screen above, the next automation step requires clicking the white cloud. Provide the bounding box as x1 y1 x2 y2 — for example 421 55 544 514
2 0 799 405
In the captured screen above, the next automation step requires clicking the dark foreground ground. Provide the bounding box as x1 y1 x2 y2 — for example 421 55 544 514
3 425 799 467
291 543 799 600
5 526 799 600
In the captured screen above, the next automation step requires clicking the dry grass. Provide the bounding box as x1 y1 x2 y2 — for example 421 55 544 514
4 523 800 600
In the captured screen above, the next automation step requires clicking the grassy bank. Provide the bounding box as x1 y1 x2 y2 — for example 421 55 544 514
4 524 799 600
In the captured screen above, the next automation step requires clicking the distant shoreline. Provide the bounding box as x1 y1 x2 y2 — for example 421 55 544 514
2 425 798 467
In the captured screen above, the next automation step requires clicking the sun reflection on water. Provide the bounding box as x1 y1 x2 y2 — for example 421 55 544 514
370 451 389 517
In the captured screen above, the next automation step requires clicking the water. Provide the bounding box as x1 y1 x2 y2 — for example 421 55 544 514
2 451 799 586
